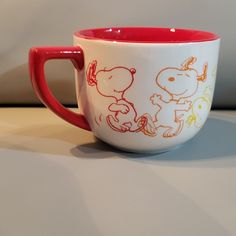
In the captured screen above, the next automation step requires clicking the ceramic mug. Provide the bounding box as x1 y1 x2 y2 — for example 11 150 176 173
29 27 220 153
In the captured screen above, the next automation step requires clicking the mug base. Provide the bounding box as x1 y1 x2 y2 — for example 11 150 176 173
95 135 184 154
111 144 183 154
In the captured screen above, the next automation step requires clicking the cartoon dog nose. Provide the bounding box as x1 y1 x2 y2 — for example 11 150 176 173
168 77 175 82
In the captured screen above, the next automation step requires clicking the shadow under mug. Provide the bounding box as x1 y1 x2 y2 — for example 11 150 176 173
29 27 220 153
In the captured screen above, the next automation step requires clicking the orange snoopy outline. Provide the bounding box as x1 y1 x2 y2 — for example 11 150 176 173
86 60 156 136
150 56 208 138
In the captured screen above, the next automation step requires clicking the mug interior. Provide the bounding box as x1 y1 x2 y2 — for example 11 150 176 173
75 27 219 43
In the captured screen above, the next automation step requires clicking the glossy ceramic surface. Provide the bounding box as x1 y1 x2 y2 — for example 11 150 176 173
75 27 219 43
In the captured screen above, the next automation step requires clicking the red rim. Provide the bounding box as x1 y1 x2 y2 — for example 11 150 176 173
74 27 220 44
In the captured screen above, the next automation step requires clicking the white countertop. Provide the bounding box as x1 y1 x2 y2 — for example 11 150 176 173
0 108 236 236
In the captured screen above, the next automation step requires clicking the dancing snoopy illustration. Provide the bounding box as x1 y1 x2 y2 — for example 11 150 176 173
150 56 208 137
87 60 156 136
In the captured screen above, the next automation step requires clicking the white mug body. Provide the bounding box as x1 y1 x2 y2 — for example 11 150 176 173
73 29 220 153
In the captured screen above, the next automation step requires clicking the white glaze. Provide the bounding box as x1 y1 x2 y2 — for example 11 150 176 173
74 36 220 152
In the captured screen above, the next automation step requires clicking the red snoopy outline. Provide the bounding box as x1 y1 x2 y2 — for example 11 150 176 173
86 60 155 136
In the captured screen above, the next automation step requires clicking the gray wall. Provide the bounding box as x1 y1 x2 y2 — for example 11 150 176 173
0 0 235 108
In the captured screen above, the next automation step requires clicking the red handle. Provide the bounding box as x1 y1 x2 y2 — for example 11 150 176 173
29 46 91 131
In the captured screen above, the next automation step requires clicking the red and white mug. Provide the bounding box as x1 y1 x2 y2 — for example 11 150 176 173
29 27 220 153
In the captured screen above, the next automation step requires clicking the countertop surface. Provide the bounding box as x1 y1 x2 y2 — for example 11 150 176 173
0 108 236 236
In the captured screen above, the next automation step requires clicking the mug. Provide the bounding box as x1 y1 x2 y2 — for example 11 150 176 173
29 27 220 153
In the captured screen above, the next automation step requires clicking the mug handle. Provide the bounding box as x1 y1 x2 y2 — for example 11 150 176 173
29 46 91 131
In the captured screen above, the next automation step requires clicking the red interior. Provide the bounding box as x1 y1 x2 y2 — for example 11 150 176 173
75 27 219 43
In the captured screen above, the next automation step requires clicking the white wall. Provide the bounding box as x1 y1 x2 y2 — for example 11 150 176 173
0 0 235 107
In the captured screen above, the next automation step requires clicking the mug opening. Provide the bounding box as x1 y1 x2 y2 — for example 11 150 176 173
74 27 220 43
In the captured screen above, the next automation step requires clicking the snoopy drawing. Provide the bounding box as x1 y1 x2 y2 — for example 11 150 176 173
87 60 155 136
150 56 208 138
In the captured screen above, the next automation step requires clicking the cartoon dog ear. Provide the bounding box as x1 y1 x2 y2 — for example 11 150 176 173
181 56 197 70
130 68 136 74
86 60 97 86
197 63 208 82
